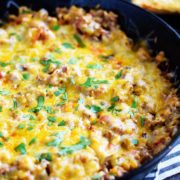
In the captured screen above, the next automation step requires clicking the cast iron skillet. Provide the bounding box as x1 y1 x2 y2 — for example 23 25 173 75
0 0 179 179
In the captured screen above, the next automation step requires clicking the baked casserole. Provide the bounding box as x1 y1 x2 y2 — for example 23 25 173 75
0 6 179 180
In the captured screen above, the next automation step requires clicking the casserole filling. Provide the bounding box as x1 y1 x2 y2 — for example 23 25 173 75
0 6 179 179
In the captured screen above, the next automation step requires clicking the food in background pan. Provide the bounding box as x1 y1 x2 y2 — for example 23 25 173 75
132 0 180 13
0 6 179 179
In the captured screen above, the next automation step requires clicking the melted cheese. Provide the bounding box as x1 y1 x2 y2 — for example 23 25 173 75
0 7 179 180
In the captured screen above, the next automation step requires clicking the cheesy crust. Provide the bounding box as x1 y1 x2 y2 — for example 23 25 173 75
0 6 179 180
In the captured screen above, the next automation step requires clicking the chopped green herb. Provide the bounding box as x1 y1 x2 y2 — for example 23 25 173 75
44 106 54 114
22 73 30 80
48 116 56 123
30 96 44 113
131 98 138 108
91 121 97 125
46 132 65 147
0 90 9 95
0 132 3 138
87 105 102 113
27 124 34 131
13 99 18 109
0 142 3 147
140 116 145 127
54 48 61 54
87 64 102 69
40 55 61 73
18 124 25 129
99 54 114 60
132 139 138 145
0 106 2 112
115 70 123 80
62 42 74 49
59 136 90 155
107 104 122 114
61 92 68 101
58 120 66 126
52 25 60 31
0 62 9 67
15 143 26 155
37 96 44 107
73 34 86 48
23 114 35 120
39 152 52 162
31 57 39 61
10 32 22 41
111 96 119 103
29 137 36 145
80 77 108 88
54 88 66 96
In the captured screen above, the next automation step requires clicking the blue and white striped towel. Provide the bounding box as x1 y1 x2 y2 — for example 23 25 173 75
145 137 180 180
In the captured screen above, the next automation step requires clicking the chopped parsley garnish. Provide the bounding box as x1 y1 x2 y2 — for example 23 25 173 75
14 143 26 155
9 32 22 41
73 34 86 48
115 70 123 80
22 73 30 80
0 106 2 112
39 152 52 162
0 132 3 138
0 90 9 95
111 96 119 103
54 48 61 54
59 136 90 155
30 96 44 113
80 77 108 88
107 104 122 114
86 105 102 113
54 88 66 96
18 124 25 129
13 99 18 109
31 57 39 61
48 116 56 123
62 42 74 49
131 139 138 145
40 55 61 72
99 54 114 61
52 25 60 31
46 132 65 147
29 137 36 145
37 96 44 107
0 142 3 147
27 124 35 131
140 116 145 127
131 98 138 108
44 106 54 114
0 62 9 67
87 64 102 69
58 120 66 126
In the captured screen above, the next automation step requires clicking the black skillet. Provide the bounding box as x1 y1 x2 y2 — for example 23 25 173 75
0 0 179 179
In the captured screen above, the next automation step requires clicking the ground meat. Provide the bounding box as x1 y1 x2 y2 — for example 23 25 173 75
56 6 118 38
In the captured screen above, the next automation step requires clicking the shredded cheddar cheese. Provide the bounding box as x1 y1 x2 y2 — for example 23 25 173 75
0 6 179 180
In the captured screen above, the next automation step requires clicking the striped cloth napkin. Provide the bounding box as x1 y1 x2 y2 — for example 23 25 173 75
145 137 180 180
